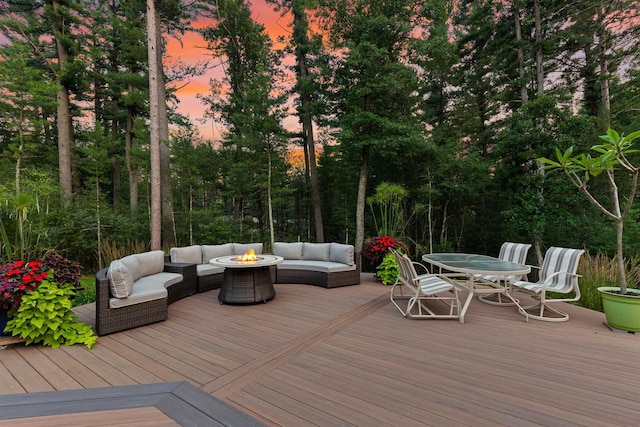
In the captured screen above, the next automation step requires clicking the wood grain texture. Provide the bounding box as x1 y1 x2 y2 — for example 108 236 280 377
1 274 638 426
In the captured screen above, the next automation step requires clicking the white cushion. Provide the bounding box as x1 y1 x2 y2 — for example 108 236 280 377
274 242 303 260
233 243 264 255
135 250 165 277
170 245 202 264
277 260 356 273
302 243 331 261
329 243 355 265
120 254 142 282
202 244 234 263
109 280 168 308
134 272 183 289
107 260 134 298
197 264 225 276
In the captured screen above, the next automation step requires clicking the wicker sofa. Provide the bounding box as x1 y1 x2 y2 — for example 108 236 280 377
95 250 197 336
95 242 359 335
273 242 361 288
168 243 265 292
169 241 360 289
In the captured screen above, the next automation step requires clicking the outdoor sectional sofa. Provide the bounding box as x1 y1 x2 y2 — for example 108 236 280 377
272 242 361 288
169 241 361 289
95 250 197 336
94 242 360 335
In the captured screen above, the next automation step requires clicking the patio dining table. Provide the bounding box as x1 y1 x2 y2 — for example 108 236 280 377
422 253 531 323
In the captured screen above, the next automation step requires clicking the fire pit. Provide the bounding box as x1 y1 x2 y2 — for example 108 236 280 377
209 251 283 304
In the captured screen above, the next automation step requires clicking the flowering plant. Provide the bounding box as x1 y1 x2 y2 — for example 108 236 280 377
362 235 400 264
0 260 48 309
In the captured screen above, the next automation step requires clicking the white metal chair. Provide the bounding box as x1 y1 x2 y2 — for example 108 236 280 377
476 242 531 305
390 249 462 322
510 247 585 322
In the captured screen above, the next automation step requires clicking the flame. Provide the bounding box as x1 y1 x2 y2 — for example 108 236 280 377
239 249 258 262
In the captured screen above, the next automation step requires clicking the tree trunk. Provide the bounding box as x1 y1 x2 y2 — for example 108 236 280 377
52 0 74 206
156 17 176 248
147 0 162 250
355 144 369 252
292 3 324 243
532 0 546 261
267 147 275 248
514 3 528 103
534 0 543 96
126 101 139 220
598 20 611 131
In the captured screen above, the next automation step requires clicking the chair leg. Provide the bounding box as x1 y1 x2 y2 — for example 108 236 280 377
517 301 569 322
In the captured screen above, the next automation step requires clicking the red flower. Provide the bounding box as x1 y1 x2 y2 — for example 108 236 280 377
0 259 49 309
362 236 400 263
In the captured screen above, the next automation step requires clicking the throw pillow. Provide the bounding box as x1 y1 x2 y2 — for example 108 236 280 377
274 242 303 259
329 243 355 265
107 260 134 298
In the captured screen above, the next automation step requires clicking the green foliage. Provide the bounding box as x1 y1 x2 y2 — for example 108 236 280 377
5 280 97 349
376 251 399 286
367 182 411 238
72 277 96 307
573 251 640 312
539 129 640 293
0 174 58 261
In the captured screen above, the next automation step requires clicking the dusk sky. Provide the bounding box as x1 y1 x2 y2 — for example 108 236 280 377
167 0 294 142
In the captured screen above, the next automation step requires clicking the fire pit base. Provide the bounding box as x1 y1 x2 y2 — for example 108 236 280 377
218 266 276 304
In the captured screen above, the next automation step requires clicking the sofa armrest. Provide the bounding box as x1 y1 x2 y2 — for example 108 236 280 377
164 262 197 302
164 262 196 275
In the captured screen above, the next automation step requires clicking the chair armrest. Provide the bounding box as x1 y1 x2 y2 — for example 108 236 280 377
539 271 581 293
412 261 429 274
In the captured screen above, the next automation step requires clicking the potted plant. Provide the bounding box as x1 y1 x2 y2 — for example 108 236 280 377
376 251 400 285
5 279 97 348
539 128 640 332
1 257 96 347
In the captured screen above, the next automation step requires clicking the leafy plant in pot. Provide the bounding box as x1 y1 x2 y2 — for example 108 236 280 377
539 129 640 332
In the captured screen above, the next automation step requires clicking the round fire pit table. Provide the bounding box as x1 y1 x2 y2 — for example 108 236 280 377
210 255 283 304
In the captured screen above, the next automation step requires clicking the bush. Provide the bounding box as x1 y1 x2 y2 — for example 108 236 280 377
73 276 96 307
42 250 82 290
574 251 640 312
5 280 97 348
376 251 399 285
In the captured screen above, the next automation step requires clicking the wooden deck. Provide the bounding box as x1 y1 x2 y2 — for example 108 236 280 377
1 273 639 426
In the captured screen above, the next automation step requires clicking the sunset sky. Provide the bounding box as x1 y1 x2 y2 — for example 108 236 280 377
167 0 294 142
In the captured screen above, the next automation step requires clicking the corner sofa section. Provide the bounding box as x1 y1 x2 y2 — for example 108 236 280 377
95 250 196 336
169 243 264 292
273 242 360 288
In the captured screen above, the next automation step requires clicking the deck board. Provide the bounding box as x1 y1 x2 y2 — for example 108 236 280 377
1 274 638 426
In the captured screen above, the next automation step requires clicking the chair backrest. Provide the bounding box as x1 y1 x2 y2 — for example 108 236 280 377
498 242 531 265
539 247 585 292
495 242 531 282
391 249 420 286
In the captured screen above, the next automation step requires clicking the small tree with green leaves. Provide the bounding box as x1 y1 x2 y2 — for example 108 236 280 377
367 182 411 239
538 129 640 294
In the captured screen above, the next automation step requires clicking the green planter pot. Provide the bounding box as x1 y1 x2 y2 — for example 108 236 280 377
598 287 640 332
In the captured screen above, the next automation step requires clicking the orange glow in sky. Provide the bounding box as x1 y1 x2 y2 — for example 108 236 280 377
167 0 293 142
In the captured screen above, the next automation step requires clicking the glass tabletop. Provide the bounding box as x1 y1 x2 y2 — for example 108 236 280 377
422 253 530 276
